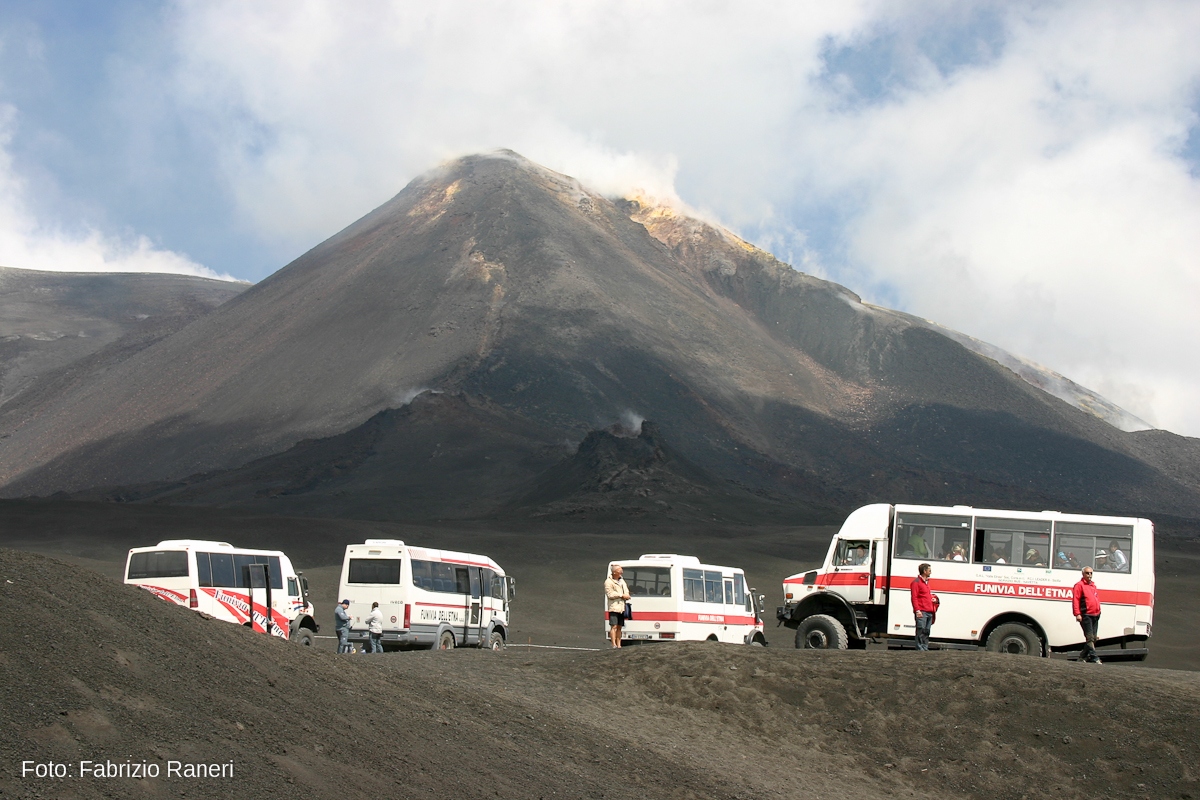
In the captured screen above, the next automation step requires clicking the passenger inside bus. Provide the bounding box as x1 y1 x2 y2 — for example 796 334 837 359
839 542 870 566
906 529 930 558
1024 548 1046 567
1055 549 1081 569
989 548 1007 564
1107 541 1129 571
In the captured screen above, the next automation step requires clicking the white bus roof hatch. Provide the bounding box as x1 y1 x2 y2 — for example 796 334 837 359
154 540 233 549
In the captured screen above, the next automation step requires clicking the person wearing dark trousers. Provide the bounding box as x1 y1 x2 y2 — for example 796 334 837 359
1073 567 1102 664
604 565 630 649
335 599 353 653
911 563 937 651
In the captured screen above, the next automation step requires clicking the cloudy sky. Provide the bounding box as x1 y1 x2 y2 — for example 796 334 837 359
1 1 1198 437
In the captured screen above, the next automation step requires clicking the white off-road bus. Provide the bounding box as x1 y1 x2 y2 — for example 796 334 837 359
607 555 767 645
778 504 1154 660
338 540 515 651
124 540 319 644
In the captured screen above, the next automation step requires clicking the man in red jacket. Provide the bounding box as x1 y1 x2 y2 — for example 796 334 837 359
1072 567 1102 664
911 563 937 651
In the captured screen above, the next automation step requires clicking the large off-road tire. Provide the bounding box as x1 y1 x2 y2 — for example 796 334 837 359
985 623 1042 656
437 630 456 650
488 631 505 651
794 614 849 650
290 627 315 647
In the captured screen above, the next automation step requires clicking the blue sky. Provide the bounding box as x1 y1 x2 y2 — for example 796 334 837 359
1 1 1199 437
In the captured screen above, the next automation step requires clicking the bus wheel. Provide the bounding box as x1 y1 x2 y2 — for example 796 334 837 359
488 631 505 651
437 630 456 650
985 623 1042 656
291 627 315 647
794 614 849 650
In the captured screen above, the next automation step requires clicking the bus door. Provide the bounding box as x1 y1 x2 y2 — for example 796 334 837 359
831 539 873 603
454 567 475 645
723 576 736 642
869 538 888 604
473 567 491 639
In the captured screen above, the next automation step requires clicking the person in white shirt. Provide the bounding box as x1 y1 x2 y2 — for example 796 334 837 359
604 565 631 649
366 602 384 654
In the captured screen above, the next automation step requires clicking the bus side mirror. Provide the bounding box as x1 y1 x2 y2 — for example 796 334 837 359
506 576 516 601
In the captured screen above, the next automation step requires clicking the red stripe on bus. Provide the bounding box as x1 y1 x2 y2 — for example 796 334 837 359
885 577 1152 606
139 585 188 604
624 611 759 625
787 574 1151 607
819 573 870 586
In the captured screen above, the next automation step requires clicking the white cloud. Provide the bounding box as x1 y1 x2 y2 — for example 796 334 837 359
167 1 875 246
21 0 1198 436
793 3 1200 434
0 104 232 280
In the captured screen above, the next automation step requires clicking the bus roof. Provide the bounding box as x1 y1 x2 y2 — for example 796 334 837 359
892 503 1148 526
346 542 502 573
613 554 744 572
153 540 233 549
128 540 290 556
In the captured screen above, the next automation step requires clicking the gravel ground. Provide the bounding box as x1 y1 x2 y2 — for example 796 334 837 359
3 548 1198 800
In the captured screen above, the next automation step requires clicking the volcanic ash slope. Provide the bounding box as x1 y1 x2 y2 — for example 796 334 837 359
3 548 1200 800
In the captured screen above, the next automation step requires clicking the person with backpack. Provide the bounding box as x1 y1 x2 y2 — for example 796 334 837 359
1073 566 1102 664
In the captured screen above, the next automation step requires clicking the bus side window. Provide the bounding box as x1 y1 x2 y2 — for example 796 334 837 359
894 514 970 560
233 554 255 587
265 556 283 590
210 552 235 587
975 518 1049 567
683 569 705 602
455 567 471 595
411 559 431 589
196 552 213 587
974 529 1013 564
704 571 723 604
1022 533 1050 567
1054 522 1134 573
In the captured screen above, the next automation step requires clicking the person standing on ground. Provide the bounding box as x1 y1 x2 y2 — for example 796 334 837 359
366 601 384 654
605 565 631 649
335 599 352 653
911 563 938 651
1073 566 1102 664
